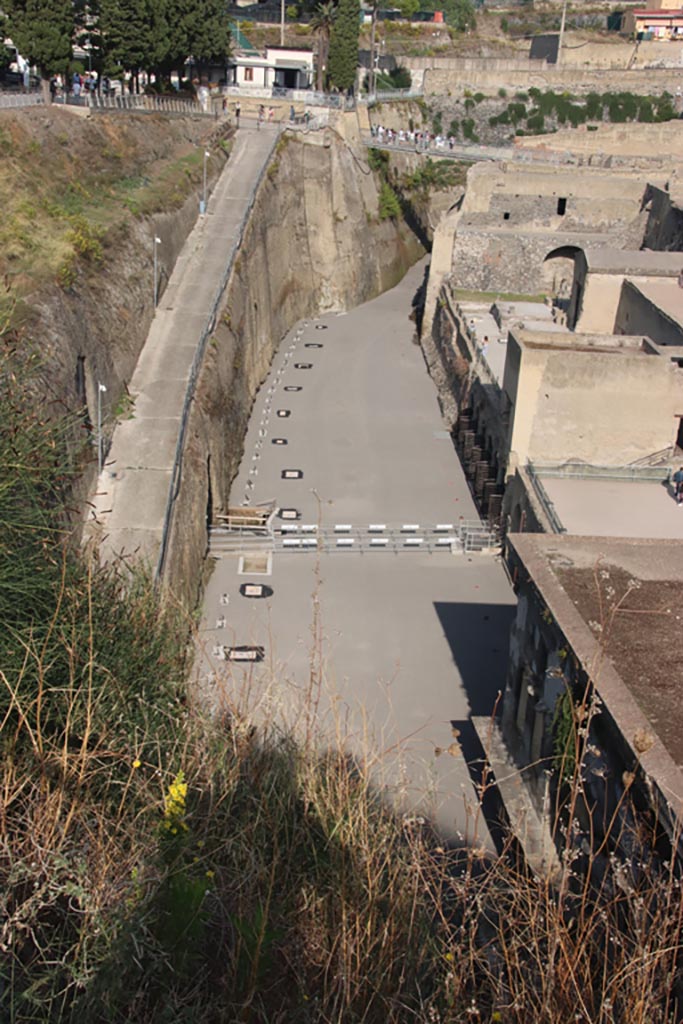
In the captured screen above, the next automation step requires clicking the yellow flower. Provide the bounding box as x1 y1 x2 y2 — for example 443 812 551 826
132 759 141 769
445 952 454 963
205 870 214 879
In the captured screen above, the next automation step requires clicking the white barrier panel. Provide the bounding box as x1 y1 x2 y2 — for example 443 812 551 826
337 538 355 547
437 537 457 546
404 538 424 546
370 538 389 547
300 524 318 533
302 538 318 547
368 524 386 532
334 524 352 533
283 538 302 547
435 524 454 532
281 525 299 532
401 524 420 532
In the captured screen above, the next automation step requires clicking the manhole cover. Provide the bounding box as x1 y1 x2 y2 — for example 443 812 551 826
282 469 303 479
240 583 273 598
226 645 265 662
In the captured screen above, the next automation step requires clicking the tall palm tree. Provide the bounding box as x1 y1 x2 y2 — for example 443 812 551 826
310 1 336 92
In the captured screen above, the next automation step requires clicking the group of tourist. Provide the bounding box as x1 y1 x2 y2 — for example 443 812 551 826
49 72 113 100
370 123 458 152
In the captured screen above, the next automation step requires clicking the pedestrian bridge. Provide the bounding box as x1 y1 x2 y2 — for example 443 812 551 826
361 132 578 166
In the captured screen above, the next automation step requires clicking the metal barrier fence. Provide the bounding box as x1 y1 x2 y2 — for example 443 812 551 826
210 519 500 556
88 92 212 115
222 84 354 110
155 128 284 583
0 92 43 108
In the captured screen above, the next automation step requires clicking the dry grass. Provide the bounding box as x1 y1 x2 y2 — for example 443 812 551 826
1 362 682 1023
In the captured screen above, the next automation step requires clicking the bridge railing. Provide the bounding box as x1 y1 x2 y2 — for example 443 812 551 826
222 85 355 110
360 88 424 105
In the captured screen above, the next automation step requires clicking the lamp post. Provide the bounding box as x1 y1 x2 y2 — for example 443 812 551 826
97 382 107 473
153 235 161 308
201 149 210 214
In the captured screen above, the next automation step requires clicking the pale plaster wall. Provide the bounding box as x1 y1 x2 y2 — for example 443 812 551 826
574 274 625 332
504 333 683 467
614 279 683 345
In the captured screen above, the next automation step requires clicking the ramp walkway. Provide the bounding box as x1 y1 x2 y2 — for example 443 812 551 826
87 125 280 570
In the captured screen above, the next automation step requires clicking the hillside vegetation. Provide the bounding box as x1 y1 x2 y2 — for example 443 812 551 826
0 108 227 330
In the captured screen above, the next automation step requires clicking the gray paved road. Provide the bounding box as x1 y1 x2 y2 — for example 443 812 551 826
199 259 516 844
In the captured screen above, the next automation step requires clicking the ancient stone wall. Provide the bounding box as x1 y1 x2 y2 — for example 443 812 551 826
642 185 683 251
422 66 683 96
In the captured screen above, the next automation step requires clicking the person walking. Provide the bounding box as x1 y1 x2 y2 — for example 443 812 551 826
257 104 265 130
235 101 241 127
673 466 683 506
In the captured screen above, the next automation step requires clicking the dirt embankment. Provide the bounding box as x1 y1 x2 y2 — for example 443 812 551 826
1 107 230 437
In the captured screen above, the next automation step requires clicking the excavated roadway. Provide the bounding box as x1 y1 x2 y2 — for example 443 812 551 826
199 258 517 847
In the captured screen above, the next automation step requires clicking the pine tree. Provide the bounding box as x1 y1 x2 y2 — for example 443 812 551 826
327 0 359 94
98 0 169 91
3 0 73 97
162 0 231 81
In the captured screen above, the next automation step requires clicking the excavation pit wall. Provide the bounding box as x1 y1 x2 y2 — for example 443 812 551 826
161 127 424 608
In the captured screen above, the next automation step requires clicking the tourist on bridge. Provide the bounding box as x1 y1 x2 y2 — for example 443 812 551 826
673 466 683 506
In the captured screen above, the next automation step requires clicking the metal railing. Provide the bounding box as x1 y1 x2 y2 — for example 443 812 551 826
0 92 43 108
528 460 671 483
155 128 284 583
360 87 425 105
88 92 212 115
362 132 585 167
209 519 500 556
222 84 354 109
525 467 566 535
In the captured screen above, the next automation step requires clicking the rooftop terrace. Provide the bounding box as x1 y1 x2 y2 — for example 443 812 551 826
535 473 683 540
